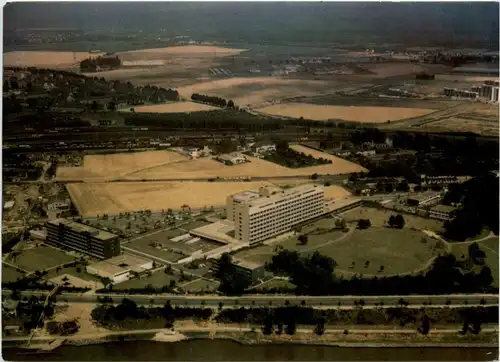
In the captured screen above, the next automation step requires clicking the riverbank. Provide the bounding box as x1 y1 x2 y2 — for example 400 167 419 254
4 325 499 352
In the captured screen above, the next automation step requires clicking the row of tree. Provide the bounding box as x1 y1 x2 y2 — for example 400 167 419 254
265 250 495 296
191 93 235 108
80 55 121 72
443 174 499 241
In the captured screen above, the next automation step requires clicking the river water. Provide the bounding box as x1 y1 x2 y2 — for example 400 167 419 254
3 340 498 361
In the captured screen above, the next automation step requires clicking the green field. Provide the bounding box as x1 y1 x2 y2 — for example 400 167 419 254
234 219 441 277
343 207 444 233
11 246 75 272
451 237 499 287
42 265 103 284
2 264 25 283
179 278 220 293
116 269 180 290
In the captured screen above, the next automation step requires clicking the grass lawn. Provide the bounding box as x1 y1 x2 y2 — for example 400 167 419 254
451 237 499 287
179 220 211 231
314 227 441 276
253 278 296 292
343 207 444 233
2 264 25 283
179 278 220 293
126 237 187 263
12 246 75 271
115 270 180 290
42 265 103 284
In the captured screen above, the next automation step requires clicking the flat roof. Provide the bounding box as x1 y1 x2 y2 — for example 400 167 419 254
88 253 152 276
431 204 458 213
190 219 237 245
231 257 263 270
232 191 260 202
47 218 118 241
248 184 323 208
3 201 15 208
407 191 441 201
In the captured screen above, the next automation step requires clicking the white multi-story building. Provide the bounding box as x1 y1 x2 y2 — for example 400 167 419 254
227 185 325 244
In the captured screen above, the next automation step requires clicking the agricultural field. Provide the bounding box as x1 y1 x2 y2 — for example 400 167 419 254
234 216 441 277
58 148 365 182
119 101 219 113
3 51 104 68
66 181 273 217
451 237 499 287
342 207 444 233
57 150 188 180
176 77 338 108
9 246 75 272
257 103 434 123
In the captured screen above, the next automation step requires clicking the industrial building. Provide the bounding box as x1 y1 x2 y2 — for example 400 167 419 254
228 184 325 244
86 254 154 284
429 204 458 221
46 219 121 259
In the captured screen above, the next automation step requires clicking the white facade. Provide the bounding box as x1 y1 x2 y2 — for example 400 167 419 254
254 144 276 154
229 184 325 244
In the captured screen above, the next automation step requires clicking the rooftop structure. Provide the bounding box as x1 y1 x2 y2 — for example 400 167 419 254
406 191 441 207
46 219 120 260
429 204 458 221
86 254 154 284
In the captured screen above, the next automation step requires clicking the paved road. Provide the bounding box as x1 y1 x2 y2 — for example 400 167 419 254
5 290 498 308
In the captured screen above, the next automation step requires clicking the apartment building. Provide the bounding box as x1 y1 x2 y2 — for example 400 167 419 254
46 219 121 259
228 184 325 244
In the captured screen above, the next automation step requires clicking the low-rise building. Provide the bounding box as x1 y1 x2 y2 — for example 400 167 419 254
406 192 441 207
216 153 247 165
86 254 154 284
429 204 458 221
213 257 265 283
252 142 276 154
46 219 120 260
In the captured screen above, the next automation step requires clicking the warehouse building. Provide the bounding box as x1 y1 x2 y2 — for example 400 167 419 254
46 219 120 260
86 254 154 284
229 184 325 244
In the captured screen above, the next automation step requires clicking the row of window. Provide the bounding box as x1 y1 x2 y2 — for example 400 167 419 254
251 199 323 222
249 202 323 228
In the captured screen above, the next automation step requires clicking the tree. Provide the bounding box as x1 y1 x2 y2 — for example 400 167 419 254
285 318 296 335
357 219 371 229
335 218 346 230
216 253 251 295
276 322 284 335
227 100 235 108
314 317 326 335
311 173 319 180
298 234 309 245
90 101 99 112
262 313 274 335
107 101 116 111
418 315 430 335
394 214 405 229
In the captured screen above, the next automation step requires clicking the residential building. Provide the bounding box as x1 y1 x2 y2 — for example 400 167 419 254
228 184 325 244
86 254 154 284
406 192 441 207
213 257 265 283
429 204 458 221
46 219 120 259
